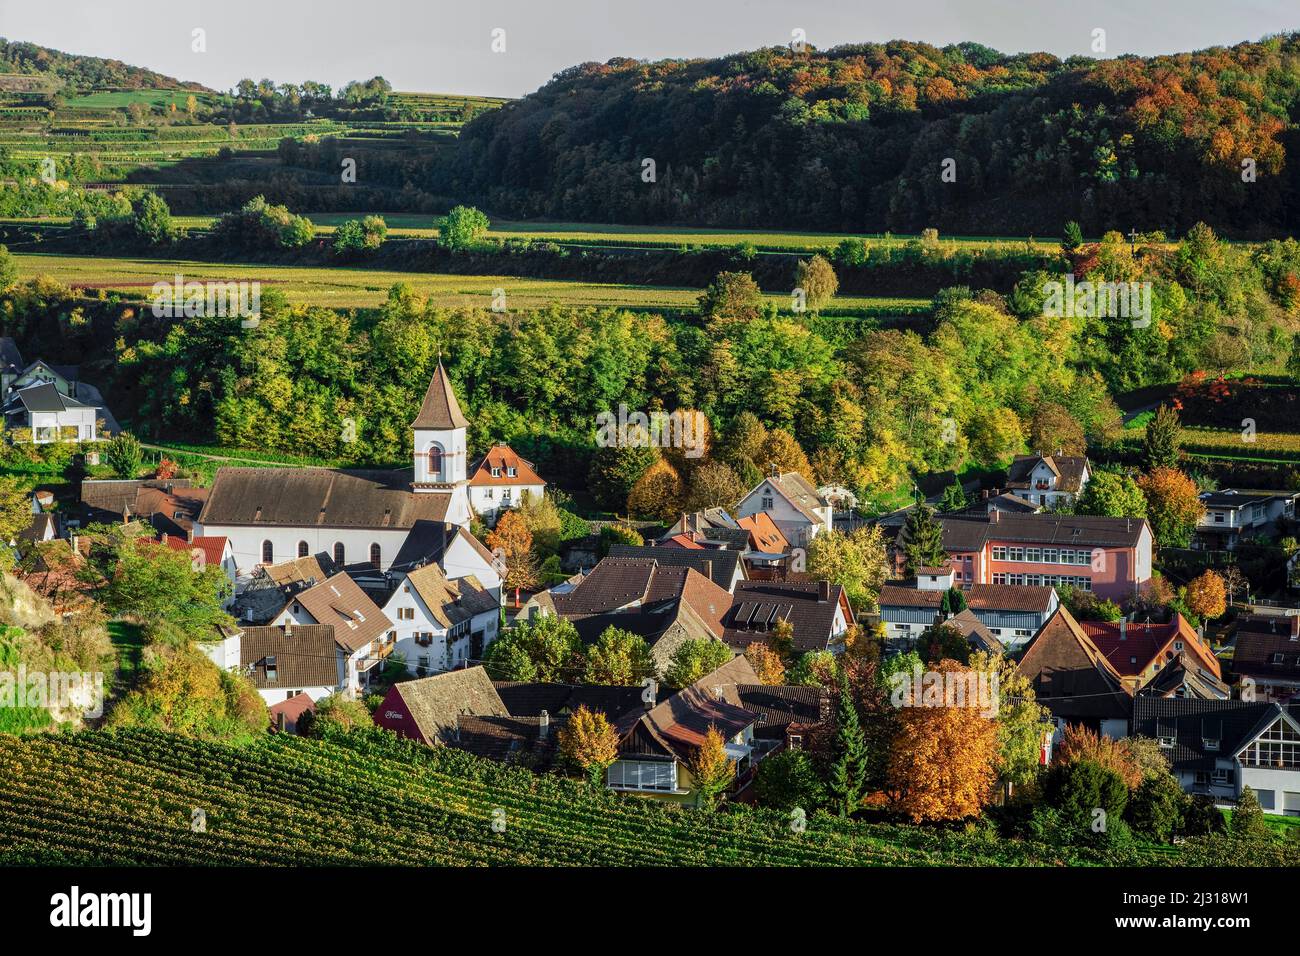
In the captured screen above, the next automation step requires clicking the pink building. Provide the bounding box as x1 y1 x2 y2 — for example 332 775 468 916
896 512 1152 601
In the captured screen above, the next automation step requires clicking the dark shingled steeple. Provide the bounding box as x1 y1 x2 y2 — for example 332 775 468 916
411 360 470 430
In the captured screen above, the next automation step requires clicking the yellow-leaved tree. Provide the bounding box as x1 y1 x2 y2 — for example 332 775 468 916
557 705 620 786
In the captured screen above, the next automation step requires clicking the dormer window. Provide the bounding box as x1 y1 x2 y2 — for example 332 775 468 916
507 466 516 477
490 466 500 477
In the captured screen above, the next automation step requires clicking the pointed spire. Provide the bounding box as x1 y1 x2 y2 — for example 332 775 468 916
411 359 469 429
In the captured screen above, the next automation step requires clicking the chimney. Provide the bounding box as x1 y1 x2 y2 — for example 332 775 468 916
818 580 830 603
187 525 195 543
644 679 657 711
1126 518 1131 532
989 510 1000 524
538 709 550 739
703 559 713 583
769 462 778 478
1119 618 1127 641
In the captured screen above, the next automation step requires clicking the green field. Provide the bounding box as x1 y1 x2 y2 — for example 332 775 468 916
162 212 1064 253
0 727 1211 867
13 251 930 314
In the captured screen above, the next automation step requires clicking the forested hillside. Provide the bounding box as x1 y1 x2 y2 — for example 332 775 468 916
0 37 202 92
437 36 1300 235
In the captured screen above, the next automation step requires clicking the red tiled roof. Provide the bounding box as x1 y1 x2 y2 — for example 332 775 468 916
1080 615 1221 680
735 512 790 553
467 444 545 488
161 533 228 569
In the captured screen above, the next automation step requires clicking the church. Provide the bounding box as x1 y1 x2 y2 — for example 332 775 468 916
197 362 503 592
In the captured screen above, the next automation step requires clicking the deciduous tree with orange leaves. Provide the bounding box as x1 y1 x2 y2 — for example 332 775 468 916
557 705 620 786
1137 466 1204 548
744 642 786 685
886 659 998 822
1185 569 1227 620
689 725 734 808
485 509 536 595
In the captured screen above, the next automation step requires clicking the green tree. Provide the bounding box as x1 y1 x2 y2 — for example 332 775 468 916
0 476 33 567
0 244 16 291
1062 220 1084 253
1287 333 1300 384
664 638 731 689
1231 785 1269 840
98 538 234 645
828 665 869 817
130 192 172 245
1125 772 1186 842
105 432 143 478
437 205 490 250
938 479 967 513
584 626 655 685
902 504 947 575
297 693 372 738
1076 470 1148 517
483 615 585 682
805 525 888 612
697 271 765 328
1044 758 1128 833
795 254 839 311
1142 404 1182 470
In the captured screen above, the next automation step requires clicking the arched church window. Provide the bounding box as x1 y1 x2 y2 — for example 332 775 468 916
333 542 346 565
428 445 444 480
261 540 273 564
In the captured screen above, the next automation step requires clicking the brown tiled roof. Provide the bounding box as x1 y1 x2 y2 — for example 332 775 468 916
411 360 470 429
722 581 846 654
735 684 829 733
552 558 730 637
1017 607 1132 720
764 472 828 525
453 715 561 766
985 513 1147 548
946 607 1005 654
404 563 498 628
388 666 508 745
467 444 545 487
81 478 194 518
879 582 1055 614
240 624 339 690
288 572 392 653
493 681 647 722
197 467 451 529
262 554 335 587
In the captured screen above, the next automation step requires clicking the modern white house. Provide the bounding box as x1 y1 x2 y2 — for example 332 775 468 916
2 382 100 443
1134 699 1300 815
734 471 832 549
197 362 494 575
1004 453 1090 510
467 444 546 524
381 562 500 675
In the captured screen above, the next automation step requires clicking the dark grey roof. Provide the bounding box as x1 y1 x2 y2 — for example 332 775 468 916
900 513 1149 553
722 580 845 654
735 684 829 735
6 381 95 414
198 466 451 529
607 543 742 589
1132 698 1300 772
1200 490 1276 509
493 681 645 722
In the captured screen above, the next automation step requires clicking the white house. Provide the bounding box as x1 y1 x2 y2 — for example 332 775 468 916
1134 699 1300 815
3 382 99 443
267 571 394 695
467 444 546 524
734 471 832 549
197 361 489 575
381 562 500 676
1004 453 1090 510
238 623 344 706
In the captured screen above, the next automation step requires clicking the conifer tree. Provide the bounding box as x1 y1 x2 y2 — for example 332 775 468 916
828 664 869 817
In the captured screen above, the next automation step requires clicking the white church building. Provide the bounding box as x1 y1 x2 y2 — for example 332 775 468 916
196 361 503 594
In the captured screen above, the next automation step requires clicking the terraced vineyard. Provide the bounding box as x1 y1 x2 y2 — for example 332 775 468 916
0 728 1181 867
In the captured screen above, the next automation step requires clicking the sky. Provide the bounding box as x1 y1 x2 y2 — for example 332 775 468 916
0 0 1296 98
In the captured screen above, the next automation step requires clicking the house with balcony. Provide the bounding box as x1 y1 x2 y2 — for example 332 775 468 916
380 561 499 675
1004 453 1090 509
608 656 763 803
1193 489 1299 551
1133 698 1300 814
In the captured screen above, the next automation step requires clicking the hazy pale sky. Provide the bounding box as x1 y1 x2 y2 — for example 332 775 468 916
0 0 1295 98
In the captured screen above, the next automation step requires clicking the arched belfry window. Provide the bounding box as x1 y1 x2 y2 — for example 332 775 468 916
262 540 274 564
428 445 444 481
333 542 346 566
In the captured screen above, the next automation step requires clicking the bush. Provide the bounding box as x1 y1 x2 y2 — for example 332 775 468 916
753 750 826 812
1125 773 1185 842
212 195 315 249
1044 758 1128 834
